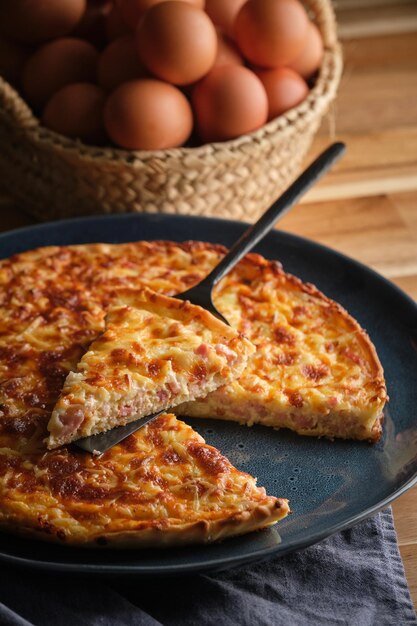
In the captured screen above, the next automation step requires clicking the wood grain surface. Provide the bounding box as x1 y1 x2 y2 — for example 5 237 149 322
300 31 417 609
0 30 416 610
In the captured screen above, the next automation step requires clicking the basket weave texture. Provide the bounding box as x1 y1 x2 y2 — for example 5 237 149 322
0 0 342 223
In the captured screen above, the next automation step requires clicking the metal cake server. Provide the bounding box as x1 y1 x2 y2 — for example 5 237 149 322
75 142 346 454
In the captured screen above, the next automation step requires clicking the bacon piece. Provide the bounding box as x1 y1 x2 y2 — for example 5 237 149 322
157 389 169 403
56 406 85 436
195 343 209 358
119 405 132 417
167 380 181 394
292 413 314 429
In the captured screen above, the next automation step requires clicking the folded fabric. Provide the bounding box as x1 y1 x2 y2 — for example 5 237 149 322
0 508 415 626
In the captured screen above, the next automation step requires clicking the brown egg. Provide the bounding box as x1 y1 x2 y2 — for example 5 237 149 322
104 79 193 149
213 32 243 68
192 65 268 142
0 0 86 45
22 38 99 110
205 0 246 38
42 82 107 144
0 37 31 88
137 2 217 85
234 0 309 68
105 3 131 41
116 0 205 30
289 22 323 79
98 35 147 90
255 67 308 120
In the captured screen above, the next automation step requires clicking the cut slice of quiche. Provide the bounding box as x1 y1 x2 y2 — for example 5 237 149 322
47 288 255 449
2 413 289 546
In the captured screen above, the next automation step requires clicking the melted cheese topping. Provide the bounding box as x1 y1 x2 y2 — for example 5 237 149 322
179 258 387 439
0 240 386 544
0 413 288 545
48 289 254 448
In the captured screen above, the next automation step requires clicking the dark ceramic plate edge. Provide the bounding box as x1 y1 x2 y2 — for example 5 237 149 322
1 476 417 577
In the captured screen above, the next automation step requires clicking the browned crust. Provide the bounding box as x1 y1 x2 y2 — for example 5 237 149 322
3 240 226 266
115 286 250 342
0 497 289 548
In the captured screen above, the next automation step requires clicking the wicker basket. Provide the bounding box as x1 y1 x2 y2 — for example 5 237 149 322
0 0 342 222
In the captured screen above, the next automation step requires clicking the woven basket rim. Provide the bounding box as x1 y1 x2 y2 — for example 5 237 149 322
0 0 343 164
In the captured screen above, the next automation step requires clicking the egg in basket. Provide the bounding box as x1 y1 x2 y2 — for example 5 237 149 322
0 0 342 221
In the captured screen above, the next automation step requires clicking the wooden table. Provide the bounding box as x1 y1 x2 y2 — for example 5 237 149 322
1 30 417 610
296 31 417 609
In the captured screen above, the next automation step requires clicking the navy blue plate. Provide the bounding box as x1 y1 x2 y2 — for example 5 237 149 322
0 213 416 576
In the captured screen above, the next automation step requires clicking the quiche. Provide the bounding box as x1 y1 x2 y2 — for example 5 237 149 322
47 288 255 449
0 240 387 546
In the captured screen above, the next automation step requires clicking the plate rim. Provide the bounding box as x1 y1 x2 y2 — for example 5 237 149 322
0 211 416 576
0 471 416 576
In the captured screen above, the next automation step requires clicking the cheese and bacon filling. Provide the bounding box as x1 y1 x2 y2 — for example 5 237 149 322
47 288 255 448
178 256 387 441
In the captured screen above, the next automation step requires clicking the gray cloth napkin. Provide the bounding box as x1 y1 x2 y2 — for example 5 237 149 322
0 508 416 626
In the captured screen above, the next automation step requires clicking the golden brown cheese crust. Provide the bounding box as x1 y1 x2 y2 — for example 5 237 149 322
0 240 386 545
178 255 387 441
0 412 288 546
47 288 254 448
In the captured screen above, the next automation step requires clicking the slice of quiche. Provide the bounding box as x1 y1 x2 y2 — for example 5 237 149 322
47 288 255 449
176 253 388 442
1 413 289 546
